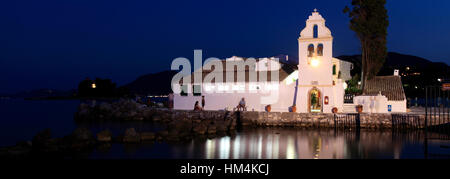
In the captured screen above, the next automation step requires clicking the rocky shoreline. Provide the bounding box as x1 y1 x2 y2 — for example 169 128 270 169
1 100 239 159
75 99 239 135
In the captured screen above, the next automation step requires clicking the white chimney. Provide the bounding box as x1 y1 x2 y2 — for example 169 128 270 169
394 69 399 76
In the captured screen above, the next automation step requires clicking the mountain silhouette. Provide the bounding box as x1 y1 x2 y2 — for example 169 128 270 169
122 52 449 96
123 70 178 96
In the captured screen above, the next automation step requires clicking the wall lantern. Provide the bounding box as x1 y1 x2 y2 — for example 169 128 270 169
324 96 329 105
91 83 96 89
310 57 320 67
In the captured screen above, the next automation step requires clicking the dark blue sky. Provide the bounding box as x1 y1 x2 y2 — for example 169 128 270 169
1 0 449 93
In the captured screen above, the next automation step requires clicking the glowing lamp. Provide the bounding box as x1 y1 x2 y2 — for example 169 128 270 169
324 96 329 105
311 58 320 67
92 83 96 89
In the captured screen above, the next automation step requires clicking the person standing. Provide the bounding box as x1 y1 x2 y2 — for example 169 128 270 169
168 93 174 109
201 96 205 110
147 97 152 107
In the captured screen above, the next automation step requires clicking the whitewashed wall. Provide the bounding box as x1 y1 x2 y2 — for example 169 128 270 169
354 95 389 113
255 58 281 72
387 100 407 113
333 80 345 112
298 39 333 86
299 11 332 39
338 59 353 81
174 82 296 112
353 95 407 113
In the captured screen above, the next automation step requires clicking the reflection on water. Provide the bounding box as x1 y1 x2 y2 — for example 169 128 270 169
1 99 448 159
193 129 403 159
86 126 449 159
185 128 447 159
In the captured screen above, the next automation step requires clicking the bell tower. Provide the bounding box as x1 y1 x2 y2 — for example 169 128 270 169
298 9 333 86
297 9 337 113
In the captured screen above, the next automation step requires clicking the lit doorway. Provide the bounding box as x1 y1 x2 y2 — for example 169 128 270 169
308 88 322 113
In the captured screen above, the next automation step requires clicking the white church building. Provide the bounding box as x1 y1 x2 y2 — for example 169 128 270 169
296 9 345 113
173 9 406 114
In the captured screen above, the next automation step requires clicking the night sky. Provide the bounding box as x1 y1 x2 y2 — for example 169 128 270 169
0 0 449 93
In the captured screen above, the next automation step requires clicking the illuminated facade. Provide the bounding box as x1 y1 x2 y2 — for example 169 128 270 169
173 10 350 113
296 9 345 113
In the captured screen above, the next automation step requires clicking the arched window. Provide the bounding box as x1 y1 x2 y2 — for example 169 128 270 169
308 44 314 57
313 25 318 38
332 65 337 75
317 44 323 56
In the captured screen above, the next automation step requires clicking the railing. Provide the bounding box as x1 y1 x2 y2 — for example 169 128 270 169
425 86 450 134
334 114 360 129
391 114 422 130
424 86 450 158
344 94 354 104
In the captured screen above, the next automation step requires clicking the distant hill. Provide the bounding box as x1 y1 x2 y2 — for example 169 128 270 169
122 52 449 96
123 70 178 96
337 52 449 98
337 52 449 77
121 55 295 96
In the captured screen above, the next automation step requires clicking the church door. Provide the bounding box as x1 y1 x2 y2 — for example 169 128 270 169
308 88 322 113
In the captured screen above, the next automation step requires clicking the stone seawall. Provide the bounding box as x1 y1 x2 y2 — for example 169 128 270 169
151 110 426 129
239 112 417 129
75 100 426 130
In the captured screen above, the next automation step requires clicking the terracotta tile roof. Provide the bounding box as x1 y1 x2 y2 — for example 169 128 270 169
363 76 406 101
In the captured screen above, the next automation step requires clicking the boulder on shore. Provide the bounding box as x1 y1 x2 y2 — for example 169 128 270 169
215 121 228 132
156 130 169 140
72 128 94 141
32 129 52 145
193 124 207 135
123 128 140 143
96 130 112 142
207 125 217 134
31 129 56 152
140 132 155 141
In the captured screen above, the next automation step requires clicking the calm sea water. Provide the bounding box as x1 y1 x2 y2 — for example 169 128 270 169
0 99 449 159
